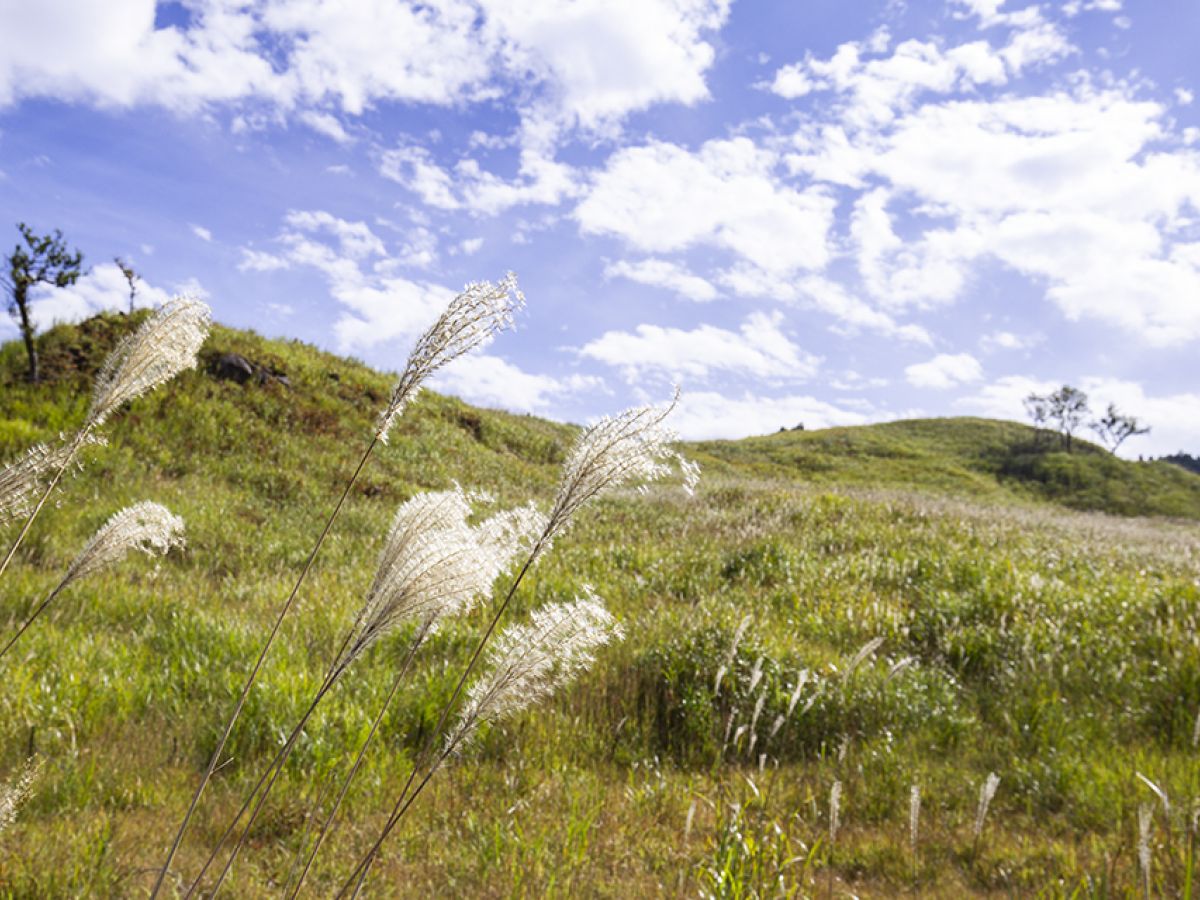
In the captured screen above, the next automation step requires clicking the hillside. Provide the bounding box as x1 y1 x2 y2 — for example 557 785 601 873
1 314 1199 897
696 417 1200 519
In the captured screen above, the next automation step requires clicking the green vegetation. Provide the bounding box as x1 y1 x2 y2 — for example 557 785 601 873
698 416 1200 518
2 313 1199 896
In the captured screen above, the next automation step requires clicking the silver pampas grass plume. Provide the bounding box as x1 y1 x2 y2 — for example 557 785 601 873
447 590 622 752
829 780 842 843
540 393 699 558
973 771 1000 844
345 487 543 662
376 274 523 443
0 439 95 524
60 501 185 589
0 758 41 835
1138 802 1153 893
86 297 211 429
909 783 921 855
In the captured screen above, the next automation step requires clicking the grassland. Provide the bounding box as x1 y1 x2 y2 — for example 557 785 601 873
1 313 1199 897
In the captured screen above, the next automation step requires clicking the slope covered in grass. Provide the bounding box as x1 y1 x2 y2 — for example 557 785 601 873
697 416 1200 518
1 314 1198 897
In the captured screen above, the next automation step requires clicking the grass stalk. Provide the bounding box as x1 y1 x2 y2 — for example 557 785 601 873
151 434 378 898
287 636 424 898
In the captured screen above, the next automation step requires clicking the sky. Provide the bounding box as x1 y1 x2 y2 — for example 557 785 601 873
1 0 1198 457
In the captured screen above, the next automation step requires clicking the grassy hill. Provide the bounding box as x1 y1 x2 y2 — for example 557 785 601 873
1 313 1199 897
696 417 1200 519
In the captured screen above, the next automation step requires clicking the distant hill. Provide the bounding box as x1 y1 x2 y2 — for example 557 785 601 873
694 417 1200 520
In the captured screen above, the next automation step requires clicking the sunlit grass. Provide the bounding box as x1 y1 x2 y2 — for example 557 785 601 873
1 314 1199 896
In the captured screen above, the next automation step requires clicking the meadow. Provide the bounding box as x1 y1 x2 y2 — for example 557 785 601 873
2 311 1199 897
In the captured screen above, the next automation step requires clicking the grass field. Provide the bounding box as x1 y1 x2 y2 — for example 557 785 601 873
2 313 1199 897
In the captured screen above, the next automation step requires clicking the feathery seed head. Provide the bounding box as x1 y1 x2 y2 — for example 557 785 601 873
377 274 523 442
348 486 543 662
0 758 42 835
973 772 1000 841
909 783 921 852
87 297 211 428
0 436 100 524
61 502 185 590
448 590 622 751
830 780 842 842
541 392 699 555
1138 802 1153 885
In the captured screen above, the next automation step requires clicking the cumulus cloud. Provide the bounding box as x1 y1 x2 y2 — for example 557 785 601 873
2 262 178 335
0 0 728 160
576 138 836 275
433 353 604 413
237 209 455 350
669 390 870 440
781 21 1200 344
905 352 984 389
579 311 819 384
603 258 718 302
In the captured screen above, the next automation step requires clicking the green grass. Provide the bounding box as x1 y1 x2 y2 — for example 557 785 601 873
1 313 1199 897
697 417 1200 518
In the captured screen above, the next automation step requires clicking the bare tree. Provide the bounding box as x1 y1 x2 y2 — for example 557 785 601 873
3 224 84 382
1023 392 1052 447
1090 402 1150 454
1047 385 1089 452
114 256 139 313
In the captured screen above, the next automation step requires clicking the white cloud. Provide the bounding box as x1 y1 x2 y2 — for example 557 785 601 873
787 53 1200 343
11 262 174 333
433 354 604 413
603 258 718 302
981 330 1041 351
458 237 484 255
1176 88 1194 106
0 0 729 159
379 143 579 215
579 311 819 384
905 352 984 389
576 137 835 275
669 390 870 440
190 224 213 242
238 209 453 350
298 110 351 144
715 268 932 344
483 0 730 133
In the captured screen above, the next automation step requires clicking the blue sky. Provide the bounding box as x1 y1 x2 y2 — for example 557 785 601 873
1 0 1198 456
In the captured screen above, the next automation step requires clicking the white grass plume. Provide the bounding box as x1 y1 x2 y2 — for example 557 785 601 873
59 501 185 589
909 783 920 855
0 438 97 524
0 758 41 835
376 274 523 443
538 393 699 559
1138 802 1153 892
829 780 842 843
447 590 622 752
973 772 1000 843
345 487 543 662
86 297 211 428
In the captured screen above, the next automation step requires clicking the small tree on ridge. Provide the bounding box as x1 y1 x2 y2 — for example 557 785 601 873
3 224 84 382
